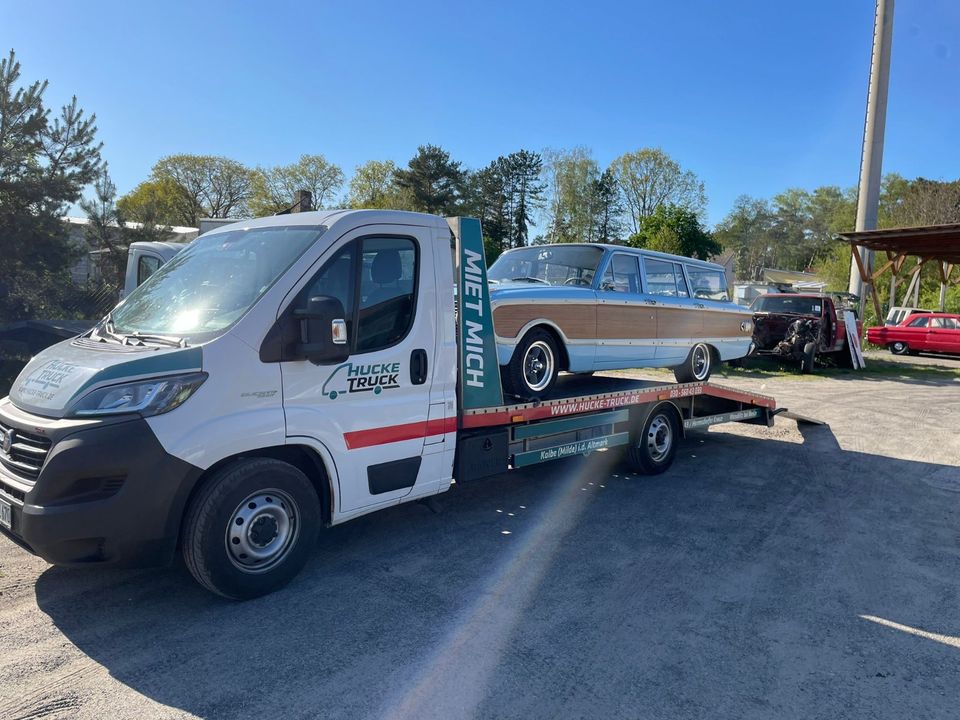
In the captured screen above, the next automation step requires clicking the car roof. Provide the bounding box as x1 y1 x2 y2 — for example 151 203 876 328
498 242 725 270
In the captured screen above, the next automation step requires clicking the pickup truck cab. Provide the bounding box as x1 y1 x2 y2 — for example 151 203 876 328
0 210 780 599
750 293 861 372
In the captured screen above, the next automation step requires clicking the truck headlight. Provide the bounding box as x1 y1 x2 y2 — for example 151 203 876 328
69 372 208 418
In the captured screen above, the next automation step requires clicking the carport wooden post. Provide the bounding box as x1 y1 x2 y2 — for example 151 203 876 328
851 243 884 321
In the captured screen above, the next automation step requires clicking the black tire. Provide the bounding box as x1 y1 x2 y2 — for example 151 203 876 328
504 328 560 399
889 341 910 356
625 404 680 475
181 458 321 600
674 343 713 384
801 342 816 374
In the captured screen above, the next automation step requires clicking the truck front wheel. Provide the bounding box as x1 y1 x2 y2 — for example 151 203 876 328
181 458 321 600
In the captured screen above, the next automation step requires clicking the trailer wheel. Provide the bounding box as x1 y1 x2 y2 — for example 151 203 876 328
674 343 712 383
181 458 321 600
625 404 680 475
801 342 816 374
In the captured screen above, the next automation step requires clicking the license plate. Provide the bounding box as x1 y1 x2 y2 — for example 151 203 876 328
0 499 10 530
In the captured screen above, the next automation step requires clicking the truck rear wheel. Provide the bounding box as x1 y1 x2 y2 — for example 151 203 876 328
625 404 680 475
181 458 321 600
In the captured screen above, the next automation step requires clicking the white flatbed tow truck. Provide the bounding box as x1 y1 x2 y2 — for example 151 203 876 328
0 211 781 599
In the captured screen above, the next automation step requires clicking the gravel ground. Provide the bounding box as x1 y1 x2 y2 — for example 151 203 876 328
0 352 959 720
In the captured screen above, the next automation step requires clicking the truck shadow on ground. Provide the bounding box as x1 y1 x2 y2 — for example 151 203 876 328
33 425 960 720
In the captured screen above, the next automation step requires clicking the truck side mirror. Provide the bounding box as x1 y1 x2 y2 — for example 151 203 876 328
293 295 350 364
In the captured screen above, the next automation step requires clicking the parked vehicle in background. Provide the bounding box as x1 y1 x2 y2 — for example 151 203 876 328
884 306 932 327
750 293 861 372
867 313 960 356
122 241 186 298
486 244 754 397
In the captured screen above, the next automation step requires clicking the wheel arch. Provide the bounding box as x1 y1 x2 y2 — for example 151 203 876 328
176 443 335 548
518 321 570 371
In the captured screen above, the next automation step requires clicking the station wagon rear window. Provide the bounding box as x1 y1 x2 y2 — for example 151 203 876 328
488 246 602 287
685 267 729 301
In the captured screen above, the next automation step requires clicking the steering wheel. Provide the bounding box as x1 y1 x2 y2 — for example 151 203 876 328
563 277 591 287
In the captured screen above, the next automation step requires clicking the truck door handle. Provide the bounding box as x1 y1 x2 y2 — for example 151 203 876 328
411 349 428 385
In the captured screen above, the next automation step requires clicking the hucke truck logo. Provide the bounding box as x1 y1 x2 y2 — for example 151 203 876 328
322 362 401 400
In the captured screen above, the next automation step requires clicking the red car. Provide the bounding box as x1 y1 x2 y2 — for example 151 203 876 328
867 313 960 356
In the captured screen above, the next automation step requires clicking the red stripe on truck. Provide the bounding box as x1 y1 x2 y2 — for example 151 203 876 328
343 416 457 449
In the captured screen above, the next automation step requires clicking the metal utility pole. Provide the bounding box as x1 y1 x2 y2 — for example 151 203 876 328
848 0 895 314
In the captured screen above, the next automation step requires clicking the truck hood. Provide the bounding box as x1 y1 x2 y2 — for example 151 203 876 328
8 339 203 419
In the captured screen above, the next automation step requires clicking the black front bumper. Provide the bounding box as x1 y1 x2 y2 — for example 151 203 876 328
0 409 202 567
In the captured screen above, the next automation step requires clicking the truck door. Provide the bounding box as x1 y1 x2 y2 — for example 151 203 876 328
280 225 440 514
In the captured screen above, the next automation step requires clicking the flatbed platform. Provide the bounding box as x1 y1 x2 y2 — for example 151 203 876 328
462 375 776 429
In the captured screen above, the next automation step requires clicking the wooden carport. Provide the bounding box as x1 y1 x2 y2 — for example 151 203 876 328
837 223 960 318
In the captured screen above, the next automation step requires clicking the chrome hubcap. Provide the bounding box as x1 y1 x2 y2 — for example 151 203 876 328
645 415 673 462
523 341 555 392
225 489 299 574
692 345 710 380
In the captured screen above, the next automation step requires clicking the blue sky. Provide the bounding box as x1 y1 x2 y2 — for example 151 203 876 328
4 0 959 226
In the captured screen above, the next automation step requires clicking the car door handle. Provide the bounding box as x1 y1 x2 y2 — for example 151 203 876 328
695 303 706 309
410 349 428 385
644 299 657 306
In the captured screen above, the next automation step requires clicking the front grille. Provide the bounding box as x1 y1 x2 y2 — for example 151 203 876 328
0 419 51 481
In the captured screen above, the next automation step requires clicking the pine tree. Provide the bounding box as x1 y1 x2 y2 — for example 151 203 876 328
393 145 465 215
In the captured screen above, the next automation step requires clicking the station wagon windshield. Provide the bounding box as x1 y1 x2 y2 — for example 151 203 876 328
106 225 326 341
487 246 603 286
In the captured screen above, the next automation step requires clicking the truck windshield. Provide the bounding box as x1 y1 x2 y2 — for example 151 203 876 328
752 296 823 316
488 245 603 286
108 224 326 340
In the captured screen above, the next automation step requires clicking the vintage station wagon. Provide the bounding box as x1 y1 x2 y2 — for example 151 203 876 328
487 244 754 397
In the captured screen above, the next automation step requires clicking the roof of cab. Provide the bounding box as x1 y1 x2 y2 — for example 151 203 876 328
201 209 452 236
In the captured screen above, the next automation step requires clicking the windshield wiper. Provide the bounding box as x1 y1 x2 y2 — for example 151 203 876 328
121 332 188 348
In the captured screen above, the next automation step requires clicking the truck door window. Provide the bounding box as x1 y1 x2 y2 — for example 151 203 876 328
356 237 417 352
300 243 357 340
137 255 162 286
600 254 641 293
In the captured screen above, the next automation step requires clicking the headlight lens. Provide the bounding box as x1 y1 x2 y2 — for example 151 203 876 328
70 372 208 418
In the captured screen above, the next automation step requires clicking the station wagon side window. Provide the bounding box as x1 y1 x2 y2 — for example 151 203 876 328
295 236 418 354
600 253 641 293
943 318 959 329
643 258 689 298
907 316 929 328
685 266 729 301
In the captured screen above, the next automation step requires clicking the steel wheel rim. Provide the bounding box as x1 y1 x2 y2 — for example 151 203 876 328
225 489 300 574
645 415 673 462
892 342 906 353
692 345 710 380
523 340 554 392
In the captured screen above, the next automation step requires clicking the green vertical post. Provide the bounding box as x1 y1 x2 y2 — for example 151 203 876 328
450 217 504 410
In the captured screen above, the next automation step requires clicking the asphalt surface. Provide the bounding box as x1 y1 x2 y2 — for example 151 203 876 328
1 352 959 719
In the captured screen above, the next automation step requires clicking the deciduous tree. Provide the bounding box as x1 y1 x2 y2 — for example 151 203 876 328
249 154 344 216
627 204 720 260
150 154 253 224
611 148 705 233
